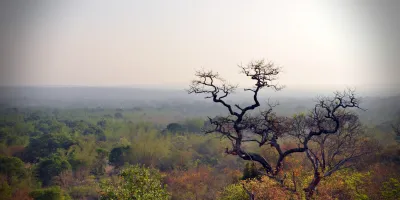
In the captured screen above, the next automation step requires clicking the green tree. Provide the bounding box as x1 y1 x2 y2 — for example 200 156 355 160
30 186 70 200
0 178 12 200
217 183 248 200
0 156 26 185
242 162 260 180
91 148 109 176
99 165 170 200
109 146 130 167
36 155 71 186
23 133 75 163
165 123 185 134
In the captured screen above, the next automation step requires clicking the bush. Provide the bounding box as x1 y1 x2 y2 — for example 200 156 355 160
99 164 170 200
217 183 247 200
108 146 130 167
0 178 12 200
381 178 400 200
36 155 71 186
0 156 26 185
30 186 70 200
68 186 99 199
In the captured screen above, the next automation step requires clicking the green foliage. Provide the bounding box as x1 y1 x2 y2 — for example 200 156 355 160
34 119 66 135
99 165 170 200
217 183 247 200
0 156 39 200
381 178 400 200
315 169 372 200
24 111 48 122
0 156 26 185
128 130 173 169
0 118 34 146
242 162 260 180
109 145 131 167
66 135 99 171
62 119 106 141
23 133 75 163
68 185 99 199
0 178 12 200
1 106 399 199
30 186 70 200
91 148 109 175
36 155 71 186
343 171 371 200
166 123 185 134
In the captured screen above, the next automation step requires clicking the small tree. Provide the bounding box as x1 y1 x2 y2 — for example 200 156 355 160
91 148 109 176
36 155 71 186
165 123 185 134
98 165 170 200
0 156 26 185
109 146 130 167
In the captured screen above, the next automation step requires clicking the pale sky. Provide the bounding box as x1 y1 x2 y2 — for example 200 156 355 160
1 0 399 92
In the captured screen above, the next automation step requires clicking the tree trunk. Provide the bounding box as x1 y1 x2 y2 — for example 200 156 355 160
304 175 321 200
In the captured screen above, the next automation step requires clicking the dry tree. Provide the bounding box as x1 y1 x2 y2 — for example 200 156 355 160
187 60 373 199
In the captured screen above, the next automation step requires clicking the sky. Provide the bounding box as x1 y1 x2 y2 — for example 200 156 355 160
1 0 399 93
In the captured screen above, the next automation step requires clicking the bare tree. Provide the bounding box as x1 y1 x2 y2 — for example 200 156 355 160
187 60 370 199
295 110 375 198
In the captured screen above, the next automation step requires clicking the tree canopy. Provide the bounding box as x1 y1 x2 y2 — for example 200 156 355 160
99 165 170 200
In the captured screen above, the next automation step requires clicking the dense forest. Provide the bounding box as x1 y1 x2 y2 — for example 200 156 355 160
0 62 399 200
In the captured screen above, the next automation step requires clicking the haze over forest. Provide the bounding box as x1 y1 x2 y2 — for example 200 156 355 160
0 1 399 200
1 1 399 90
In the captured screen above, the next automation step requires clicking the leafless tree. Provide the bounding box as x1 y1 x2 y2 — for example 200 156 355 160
294 110 375 198
187 60 370 199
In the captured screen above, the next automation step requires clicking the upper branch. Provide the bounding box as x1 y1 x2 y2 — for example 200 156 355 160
187 69 239 117
237 60 284 117
271 90 364 174
305 89 363 143
203 116 238 140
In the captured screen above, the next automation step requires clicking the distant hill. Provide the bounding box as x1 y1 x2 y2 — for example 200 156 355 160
0 86 398 125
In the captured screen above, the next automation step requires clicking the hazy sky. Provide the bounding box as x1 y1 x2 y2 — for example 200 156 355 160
1 0 399 92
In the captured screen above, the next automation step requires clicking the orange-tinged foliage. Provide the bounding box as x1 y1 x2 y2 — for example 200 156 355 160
245 176 296 200
166 165 240 200
12 187 33 200
218 176 299 200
